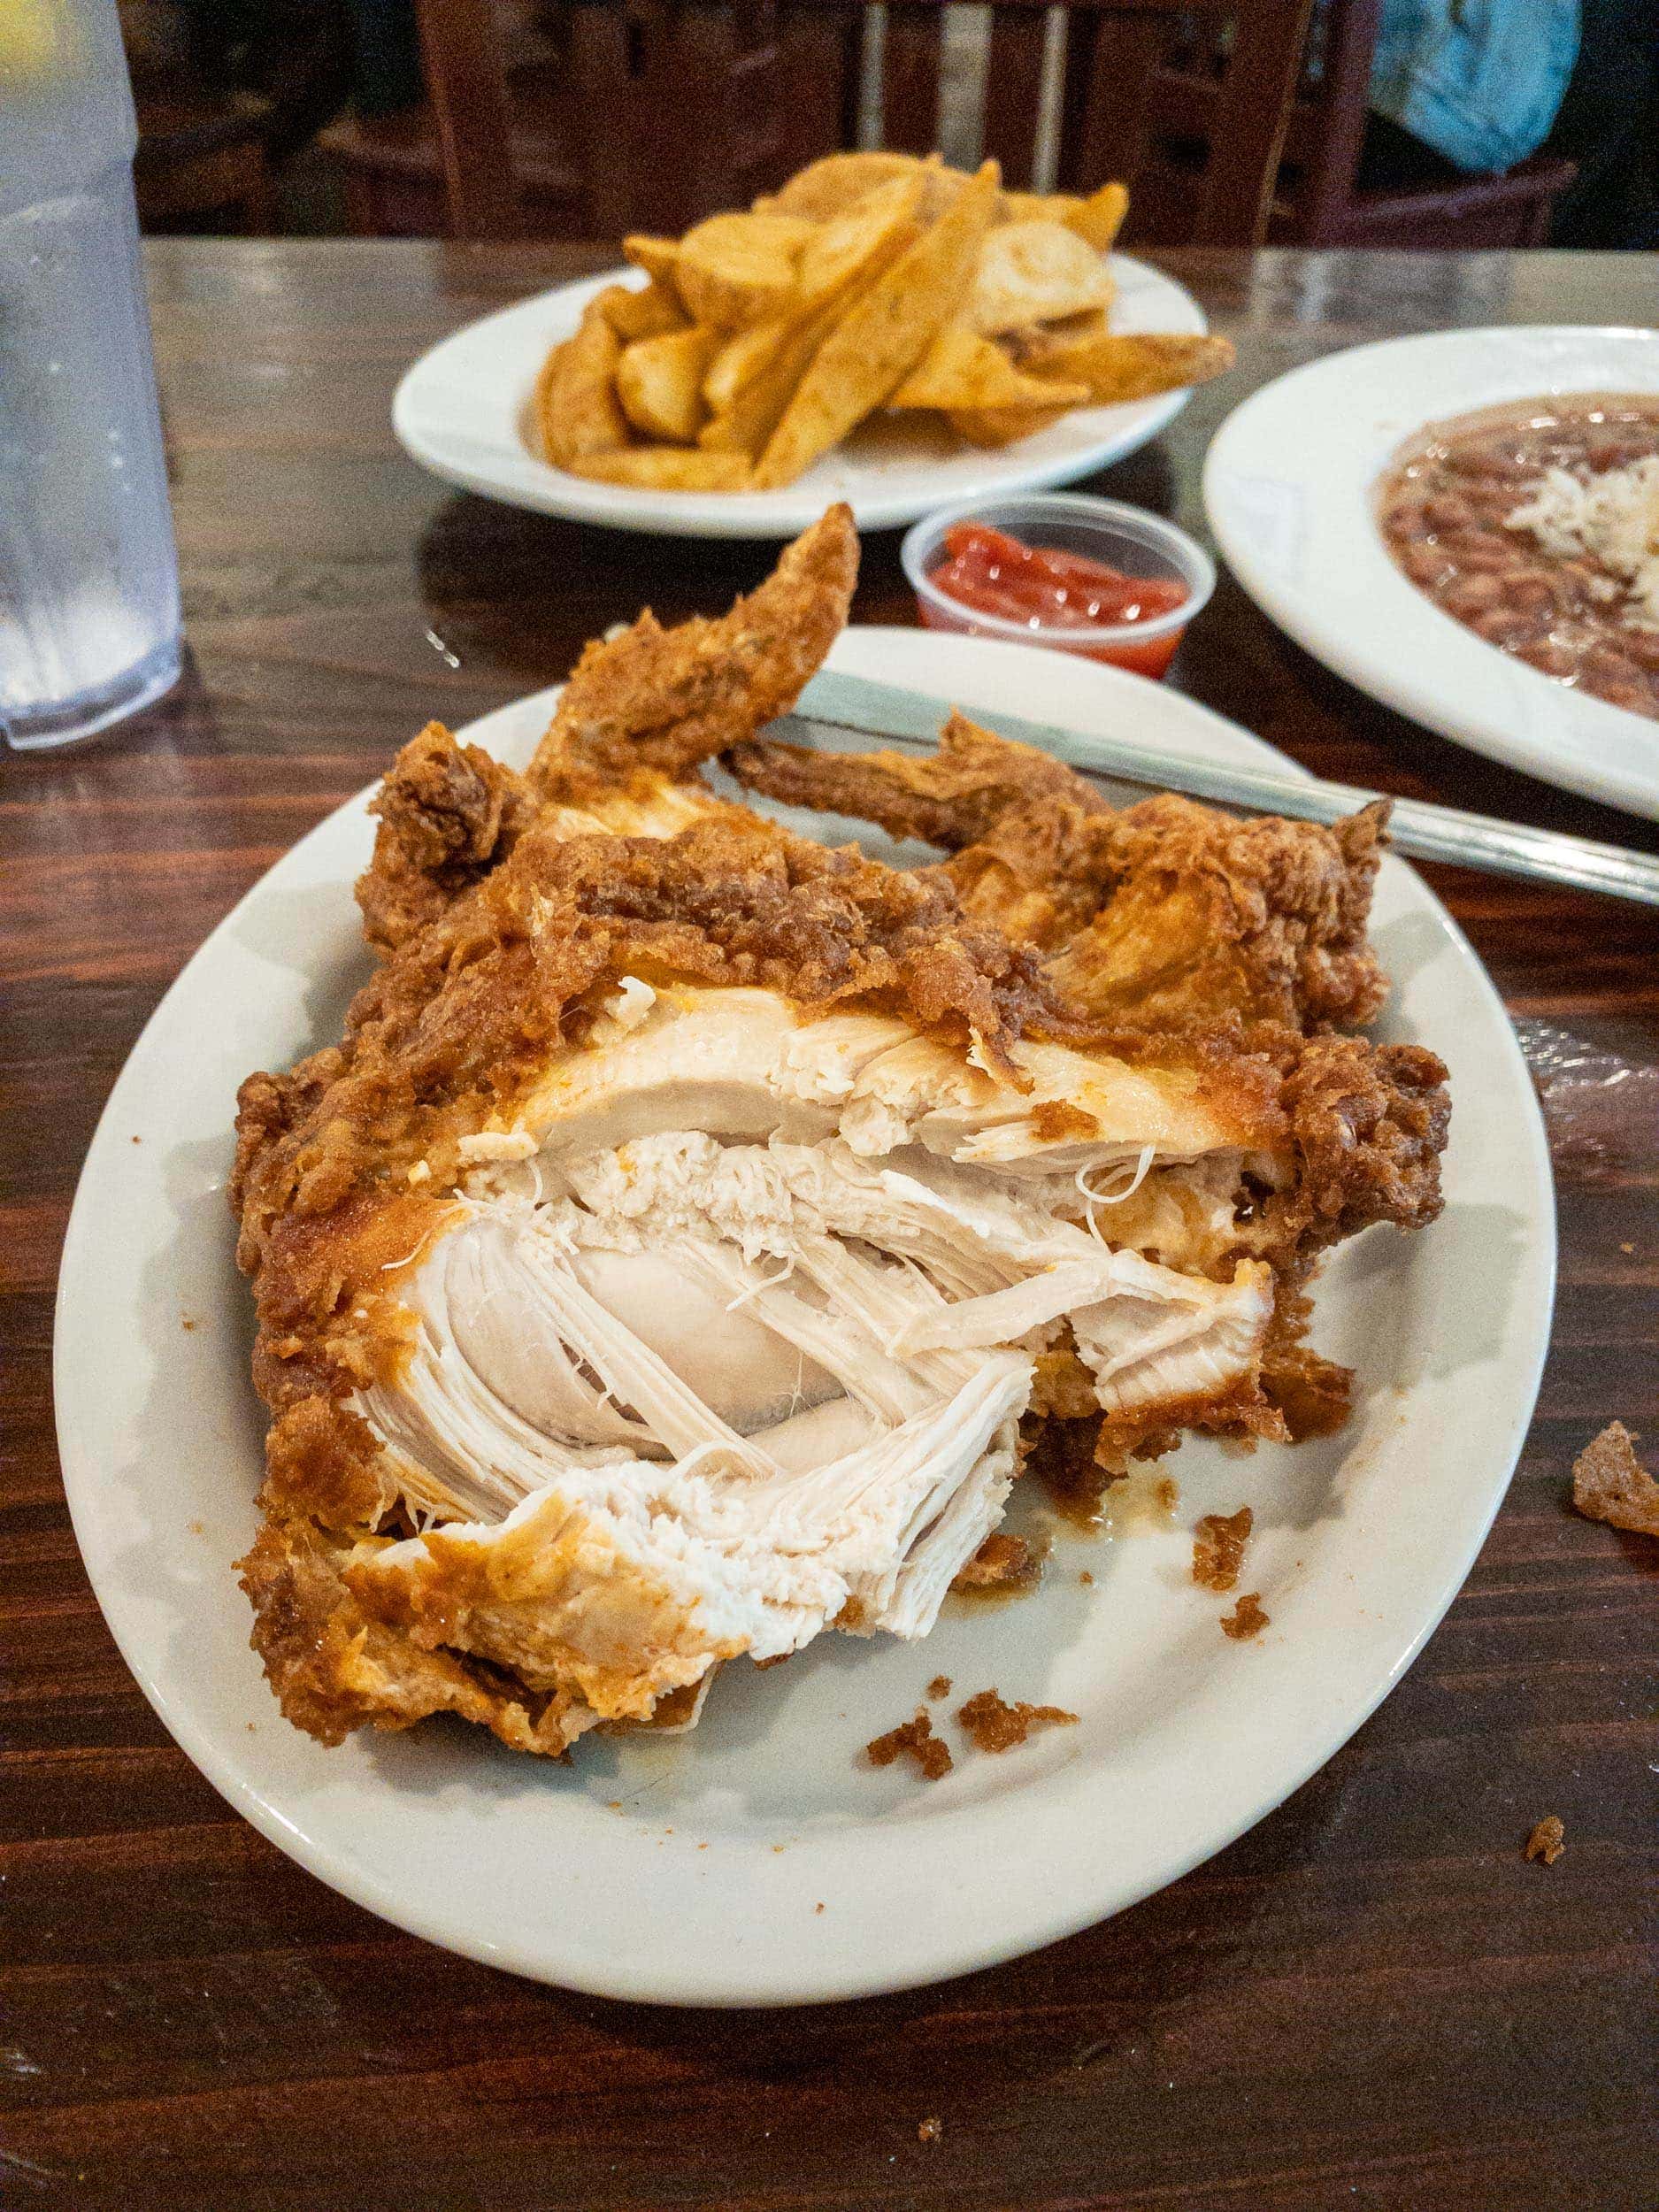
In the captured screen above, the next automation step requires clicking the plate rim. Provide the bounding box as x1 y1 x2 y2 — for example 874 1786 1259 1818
390 257 1203 539
52 626 1557 2005
1202 321 1659 821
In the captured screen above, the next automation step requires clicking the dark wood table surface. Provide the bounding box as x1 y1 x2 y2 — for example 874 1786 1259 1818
4 242 1655 2212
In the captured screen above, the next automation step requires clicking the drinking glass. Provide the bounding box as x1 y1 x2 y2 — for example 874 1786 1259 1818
1 0 182 749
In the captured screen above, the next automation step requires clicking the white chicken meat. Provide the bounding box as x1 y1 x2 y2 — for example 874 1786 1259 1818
350 981 1278 1725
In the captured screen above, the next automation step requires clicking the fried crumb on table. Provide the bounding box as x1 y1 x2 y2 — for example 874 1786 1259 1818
918 2116 943 2145
1193 1506 1253 1592
1524 1815 1566 1865
926 1674 952 1701
957 1688 1078 1753
866 1708 952 1779
1220 1592 1270 1640
1571 1422 1659 1537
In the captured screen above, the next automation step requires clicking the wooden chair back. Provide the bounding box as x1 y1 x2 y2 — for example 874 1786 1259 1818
1271 0 1575 246
396 0 1315 243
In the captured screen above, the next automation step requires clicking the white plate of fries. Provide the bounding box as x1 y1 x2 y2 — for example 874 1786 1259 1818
393 153 1226 537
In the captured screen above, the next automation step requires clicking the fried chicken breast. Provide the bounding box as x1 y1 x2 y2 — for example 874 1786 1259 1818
234 505 1448 1760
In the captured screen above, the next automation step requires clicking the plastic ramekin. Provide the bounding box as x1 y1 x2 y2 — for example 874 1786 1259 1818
901 492 1217 680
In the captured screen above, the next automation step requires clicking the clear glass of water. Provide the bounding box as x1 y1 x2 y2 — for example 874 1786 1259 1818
1 1 182 749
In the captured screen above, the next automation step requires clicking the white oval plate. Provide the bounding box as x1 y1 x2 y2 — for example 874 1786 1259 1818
55 626 1554 2007
392 257 1206 538
1203 325 1659 820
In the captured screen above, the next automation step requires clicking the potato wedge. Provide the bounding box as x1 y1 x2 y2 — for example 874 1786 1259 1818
565 446 752 491
970 219 1114 336
601 276 688 342
703 318 795 414
537 301 630 466
756 150 923 221
616 325 721 443
1000 303 1114 365
916 155 978 222
946 403 1071 449
702 175 925 419
888 322 1087 411
622 234 680 281
1023 328 1236 403
699 296 847 458
533 342 565 460
1001 190 1086 226
1064 180 1130 254
1032 303 1114 346
674 211 818 330
754 160 1001 490
795 170 926 315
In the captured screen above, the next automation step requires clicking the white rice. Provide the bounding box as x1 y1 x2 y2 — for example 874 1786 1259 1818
1507 455 1659 629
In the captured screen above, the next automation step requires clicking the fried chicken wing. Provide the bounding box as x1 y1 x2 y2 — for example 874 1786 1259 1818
729 706 1106 849
531 501 858 798
355 506 856 957
357 724 540 956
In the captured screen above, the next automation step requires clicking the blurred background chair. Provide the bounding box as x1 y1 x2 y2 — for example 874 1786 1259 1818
123 0 1586 248
121 0 349 232
1264 0 1578 245
317 0 1317 242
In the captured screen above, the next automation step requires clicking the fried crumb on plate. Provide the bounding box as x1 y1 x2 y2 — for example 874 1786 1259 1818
1571 1422 1659 1538
918 2116 943 2144
951 1531 1037 1591
1220 1592 1270 1640
926 1673 952 1701
1193 1505 1253 1592
867 1708 953 1779
1524 1815 1565 1865
957 1688 1078 1753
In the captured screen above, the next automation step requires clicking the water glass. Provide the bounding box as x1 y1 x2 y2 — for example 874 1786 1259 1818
1 0 182 749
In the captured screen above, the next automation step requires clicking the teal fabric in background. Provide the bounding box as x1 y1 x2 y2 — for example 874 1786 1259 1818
1371 0 1582 173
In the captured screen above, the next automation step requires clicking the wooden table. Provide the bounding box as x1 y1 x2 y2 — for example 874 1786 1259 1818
4 243 1655 2212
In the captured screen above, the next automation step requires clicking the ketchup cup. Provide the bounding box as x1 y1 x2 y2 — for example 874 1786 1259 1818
902 493 1216 680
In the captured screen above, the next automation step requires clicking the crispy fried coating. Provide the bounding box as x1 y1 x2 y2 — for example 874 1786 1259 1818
1254 1264 1354 1441
1046 795 1390 1034
1524 1816 1566 1864
956 1688 1077 1751
731 713 1389 1036
240 1514 592 1754
530 502 858 798
936 795 1120 949
1571 1421 1659 1537
866 1709 953 1779
1193 1507 1253 1593
1219 1593 1269 1640
1268 1036 1449 1253
357 723 540 956
728 707 1106 849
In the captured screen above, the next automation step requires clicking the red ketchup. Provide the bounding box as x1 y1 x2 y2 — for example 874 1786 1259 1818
925 521 1190 677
